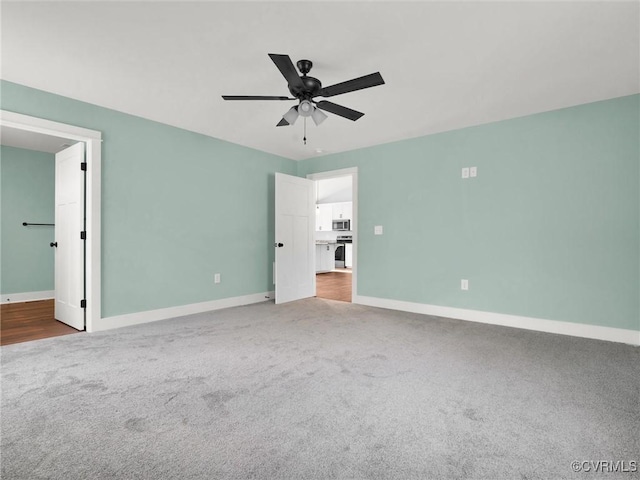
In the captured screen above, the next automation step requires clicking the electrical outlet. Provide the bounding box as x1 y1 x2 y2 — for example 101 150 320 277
214 273 221 284
461 167 469 179
374 225 383 235
470 166 477 177
461 279 469 291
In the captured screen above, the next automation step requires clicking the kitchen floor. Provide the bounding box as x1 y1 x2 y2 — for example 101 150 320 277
316 269 352 303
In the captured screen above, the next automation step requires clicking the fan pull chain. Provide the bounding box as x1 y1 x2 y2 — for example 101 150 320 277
303 117 307 145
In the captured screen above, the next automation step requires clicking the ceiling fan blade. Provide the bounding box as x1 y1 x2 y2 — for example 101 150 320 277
222 95 295 100
276 118 290 127
318 72 385 98
316 101 364 121
268 54 305 89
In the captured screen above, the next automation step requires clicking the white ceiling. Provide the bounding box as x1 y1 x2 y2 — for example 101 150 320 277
1 1 638 161
317 176 352 203
0 125 76 154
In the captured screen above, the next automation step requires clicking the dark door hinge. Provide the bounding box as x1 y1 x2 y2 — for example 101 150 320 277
81 162 87 171
80 231 86 240
80 299 86 309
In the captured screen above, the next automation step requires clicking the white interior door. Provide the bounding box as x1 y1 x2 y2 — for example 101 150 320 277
275 172 315 304
54 142 85 330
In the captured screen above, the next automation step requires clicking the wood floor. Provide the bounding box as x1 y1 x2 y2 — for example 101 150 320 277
1 300 80 346
316 271 352 303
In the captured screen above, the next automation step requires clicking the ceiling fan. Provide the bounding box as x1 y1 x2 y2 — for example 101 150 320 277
222 54 385 128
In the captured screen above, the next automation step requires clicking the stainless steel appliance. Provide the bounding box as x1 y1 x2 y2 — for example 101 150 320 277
332 219 350 231
335 235 352 268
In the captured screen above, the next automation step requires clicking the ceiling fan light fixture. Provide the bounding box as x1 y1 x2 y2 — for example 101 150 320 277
298 100 314 117
283 106 299 125
311 106 328 126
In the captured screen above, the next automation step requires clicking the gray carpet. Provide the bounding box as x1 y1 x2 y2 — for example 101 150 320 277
1 298 638 480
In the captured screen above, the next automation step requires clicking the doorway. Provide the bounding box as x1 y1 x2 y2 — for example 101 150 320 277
0 111 102 340
1 130 84 343
307 168 357 303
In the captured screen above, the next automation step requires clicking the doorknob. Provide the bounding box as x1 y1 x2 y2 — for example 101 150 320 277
50 242 58 248
274 243 284 248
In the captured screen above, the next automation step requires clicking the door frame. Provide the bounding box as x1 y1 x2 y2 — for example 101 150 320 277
1 110 102 332
306 167 358 299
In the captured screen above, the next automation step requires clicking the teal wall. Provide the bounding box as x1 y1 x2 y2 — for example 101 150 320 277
2 80 637 333
0 146 55 295
0 81 296 318
299 95 640 332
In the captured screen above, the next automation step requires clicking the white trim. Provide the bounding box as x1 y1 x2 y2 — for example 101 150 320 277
1 111 101 141
1 291 55 304
94 291 274 332
306 167 356 181
1 110 102 333
353 295 640 346
307 167 358 298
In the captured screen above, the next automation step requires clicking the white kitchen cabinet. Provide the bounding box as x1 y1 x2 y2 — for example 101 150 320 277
315 204 332 232
345 243 353 268
315 243 335 272
332 202 352 221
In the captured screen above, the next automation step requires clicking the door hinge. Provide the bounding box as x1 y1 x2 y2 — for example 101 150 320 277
81 162 87 171
80 299 86 309
80 231 86 240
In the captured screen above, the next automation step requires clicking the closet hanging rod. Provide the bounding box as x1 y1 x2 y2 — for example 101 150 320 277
22 222 54 226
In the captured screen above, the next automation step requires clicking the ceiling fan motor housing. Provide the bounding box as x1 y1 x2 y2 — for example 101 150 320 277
289 76 322 99
288 59 322 99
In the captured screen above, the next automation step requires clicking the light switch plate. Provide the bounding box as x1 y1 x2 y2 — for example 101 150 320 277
461 279 469 290
374 225 383 235
470 167 477 177
462 167 470 179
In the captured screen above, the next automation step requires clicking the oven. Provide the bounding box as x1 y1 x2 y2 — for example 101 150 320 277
335 235 352 268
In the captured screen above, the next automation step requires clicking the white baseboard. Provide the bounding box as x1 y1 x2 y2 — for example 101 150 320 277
94 291 274 332
1 290 54 304
353 295 640 346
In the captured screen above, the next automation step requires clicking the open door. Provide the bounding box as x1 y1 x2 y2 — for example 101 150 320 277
275 172 315 304
54 142 85 330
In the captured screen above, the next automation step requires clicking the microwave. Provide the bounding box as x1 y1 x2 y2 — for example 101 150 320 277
332 219 350 231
